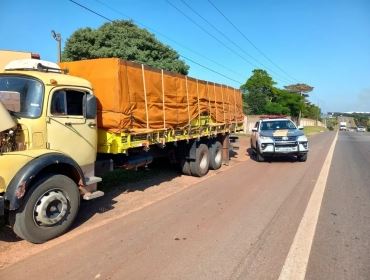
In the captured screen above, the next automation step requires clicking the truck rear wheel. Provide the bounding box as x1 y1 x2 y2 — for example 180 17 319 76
209 141 223 170
190 143 210 177
11 174 80 243
180 159 192 176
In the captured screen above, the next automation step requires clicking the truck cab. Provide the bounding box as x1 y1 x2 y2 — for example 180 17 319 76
0 59 101 243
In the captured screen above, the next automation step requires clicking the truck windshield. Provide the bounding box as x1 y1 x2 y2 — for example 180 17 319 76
260 120 296 131
0 75 44 118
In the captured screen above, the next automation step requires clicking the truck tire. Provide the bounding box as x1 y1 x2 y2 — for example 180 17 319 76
297 153 307 162
10 174 80 243
190 143 210 177
209 141 223 170
180 159 192 176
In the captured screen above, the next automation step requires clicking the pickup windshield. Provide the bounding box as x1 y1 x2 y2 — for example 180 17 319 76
260 120 296 131
0 75 44 118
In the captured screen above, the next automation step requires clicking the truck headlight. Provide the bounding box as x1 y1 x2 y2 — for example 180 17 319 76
260 136 273 141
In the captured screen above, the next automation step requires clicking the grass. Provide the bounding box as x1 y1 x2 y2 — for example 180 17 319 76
303 126 328 137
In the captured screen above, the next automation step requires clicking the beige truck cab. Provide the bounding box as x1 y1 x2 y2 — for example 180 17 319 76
0 59 102 243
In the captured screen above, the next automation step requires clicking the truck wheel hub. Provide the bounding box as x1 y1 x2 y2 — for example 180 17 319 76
215 149 222 164
34 190 68 226
200 153 208 169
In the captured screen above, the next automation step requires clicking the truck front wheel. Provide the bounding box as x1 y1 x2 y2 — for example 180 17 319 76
10 174 80 243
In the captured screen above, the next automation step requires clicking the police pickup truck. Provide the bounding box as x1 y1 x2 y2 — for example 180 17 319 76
250 118 309 162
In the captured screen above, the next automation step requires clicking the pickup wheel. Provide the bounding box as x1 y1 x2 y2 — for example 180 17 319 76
190 143 210 177
256 145 265 162
11 174 80 244
297 153 308 162
209 141 223 170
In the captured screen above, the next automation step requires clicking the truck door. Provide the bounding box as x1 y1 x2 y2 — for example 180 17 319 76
47 88 97 170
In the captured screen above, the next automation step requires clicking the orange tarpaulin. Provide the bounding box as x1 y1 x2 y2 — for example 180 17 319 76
60 58 244 132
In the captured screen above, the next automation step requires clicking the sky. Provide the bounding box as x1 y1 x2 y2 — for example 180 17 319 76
0 0 369 113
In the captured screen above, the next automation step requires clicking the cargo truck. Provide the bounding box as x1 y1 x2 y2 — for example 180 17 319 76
0 58 244 243
339 121 347 131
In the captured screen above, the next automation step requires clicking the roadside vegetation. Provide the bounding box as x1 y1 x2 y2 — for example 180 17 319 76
303 126 328 137
241 69 318 120
62 20 189 75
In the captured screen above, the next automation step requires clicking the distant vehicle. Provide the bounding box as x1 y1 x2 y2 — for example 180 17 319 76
339 121 347 131
250 118 309 162
357 126 366 132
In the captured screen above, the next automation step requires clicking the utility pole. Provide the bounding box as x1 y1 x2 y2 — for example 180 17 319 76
51 30 62 63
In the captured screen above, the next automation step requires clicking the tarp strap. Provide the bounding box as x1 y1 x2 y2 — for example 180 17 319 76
207 81 211 119
185 76 191 129
233 88 237 124
161 69 166 129
196 80 200 125
141 64 149 129
221 85 226 124
228 86 231 124
213 83 217 122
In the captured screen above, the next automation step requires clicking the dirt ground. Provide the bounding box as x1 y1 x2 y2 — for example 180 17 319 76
0 135 250 269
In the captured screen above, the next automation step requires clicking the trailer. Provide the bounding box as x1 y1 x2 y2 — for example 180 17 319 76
0 58 244 243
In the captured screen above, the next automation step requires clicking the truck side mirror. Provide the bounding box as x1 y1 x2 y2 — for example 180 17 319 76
84 94 97 119
252 128 257 132
298 125 304 130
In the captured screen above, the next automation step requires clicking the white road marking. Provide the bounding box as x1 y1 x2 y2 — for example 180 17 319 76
278 131 338 280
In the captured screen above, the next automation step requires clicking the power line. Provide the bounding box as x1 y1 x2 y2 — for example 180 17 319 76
67 0 243 85
68 0 112 22
93 0 245 79
166 0 257 69
179 0 294 84
167 0 292 85
207 0 300 83
180 54 243 84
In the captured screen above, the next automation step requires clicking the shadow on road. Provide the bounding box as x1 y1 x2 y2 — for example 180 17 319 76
247 147 301 163
0 147 244 243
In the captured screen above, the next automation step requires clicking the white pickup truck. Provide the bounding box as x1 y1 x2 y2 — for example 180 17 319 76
250 118 309 162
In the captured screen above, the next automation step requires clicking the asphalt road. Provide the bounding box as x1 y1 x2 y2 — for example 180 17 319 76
306 131 370 280
1 131 369 279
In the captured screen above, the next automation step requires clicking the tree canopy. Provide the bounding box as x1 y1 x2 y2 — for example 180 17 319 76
62 20 189 75
240 69 276 114
241 69 317 119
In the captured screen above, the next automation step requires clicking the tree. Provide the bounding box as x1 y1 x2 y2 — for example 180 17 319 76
274 88 304 117
240 69 276 114
62 20 189 75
